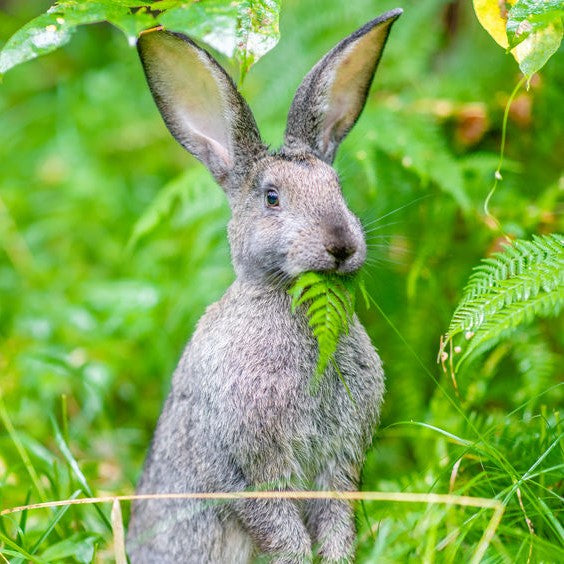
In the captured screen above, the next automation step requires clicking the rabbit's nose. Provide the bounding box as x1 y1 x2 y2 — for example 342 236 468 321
325 223 357 262
326 242 356 262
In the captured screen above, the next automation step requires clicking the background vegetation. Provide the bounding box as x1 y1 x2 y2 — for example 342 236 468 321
0 0 562 561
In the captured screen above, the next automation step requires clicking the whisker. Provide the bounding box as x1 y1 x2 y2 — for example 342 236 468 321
361 194 431 228
365 237 394 245
363 221 403 233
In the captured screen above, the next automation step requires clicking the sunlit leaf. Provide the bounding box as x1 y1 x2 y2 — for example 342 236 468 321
472 0 563 79
512 20 563 78
236 0 280 80
507 0 564 78
473 0 512 48
0 0 281 78
0 1 151 74
158 1 239 58
506 0 564 49
0 13 75 75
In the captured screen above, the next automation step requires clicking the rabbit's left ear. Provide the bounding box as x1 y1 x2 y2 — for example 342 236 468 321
137 29 265 188
284 9 402 164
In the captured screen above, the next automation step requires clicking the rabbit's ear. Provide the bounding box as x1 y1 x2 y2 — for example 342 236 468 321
284 9 402 164
137 30 265 186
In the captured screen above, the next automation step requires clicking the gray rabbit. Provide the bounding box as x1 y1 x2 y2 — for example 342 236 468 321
127 9 402 563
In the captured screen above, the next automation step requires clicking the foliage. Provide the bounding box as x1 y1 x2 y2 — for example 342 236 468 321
443 234 564 366
288 272 356 392
473 0 563 79
0 0 280 79
0 0 562 561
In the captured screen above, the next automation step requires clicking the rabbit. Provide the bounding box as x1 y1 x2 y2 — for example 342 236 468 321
127 8 402 564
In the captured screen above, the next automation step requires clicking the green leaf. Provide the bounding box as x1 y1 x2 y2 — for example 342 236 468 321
506 0 564 49
295 284 331 308
235 0 280 81
447 234 563 338
0 1 280 79
30 490 82 554
444 234 564 369
158 1 239 59
458 287 564 366
0 2 148 75
472 0 563 79
511 19 563 79
288 271 324 296
0 530 45 563
0 13 75 75
358 278 371 310
161 0 280 80
51 417 112 531
288 272 357 392
39 532 99 563
309 304 342 329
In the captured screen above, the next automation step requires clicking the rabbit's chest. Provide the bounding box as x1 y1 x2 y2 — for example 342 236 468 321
187 286 383 480
231 329 379 479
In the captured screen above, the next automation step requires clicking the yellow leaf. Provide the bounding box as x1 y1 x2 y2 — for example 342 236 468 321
473 0 513 48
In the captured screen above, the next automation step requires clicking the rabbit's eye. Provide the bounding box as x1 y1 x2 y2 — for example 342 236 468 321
265 189 279 208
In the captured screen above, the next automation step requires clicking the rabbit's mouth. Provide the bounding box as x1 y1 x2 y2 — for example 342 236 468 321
284 246 366 278
328 256 365 275
325 246 363 274
282 217 367 277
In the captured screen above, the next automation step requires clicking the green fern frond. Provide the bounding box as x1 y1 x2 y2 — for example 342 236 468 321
443 233 563 368
288 272 356 393
447 234 563 338
458 286 564 365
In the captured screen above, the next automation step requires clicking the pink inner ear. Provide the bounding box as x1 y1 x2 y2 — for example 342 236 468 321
142 32 233 170
323 24 390 147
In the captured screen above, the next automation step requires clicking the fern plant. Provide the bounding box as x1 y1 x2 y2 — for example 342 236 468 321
442 233 564 367
288 272 356 392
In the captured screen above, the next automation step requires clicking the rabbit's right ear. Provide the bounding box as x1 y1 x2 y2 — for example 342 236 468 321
284 9 402 164
137 30 266 188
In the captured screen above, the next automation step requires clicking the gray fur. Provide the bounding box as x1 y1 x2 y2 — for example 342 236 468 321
128 10 402 563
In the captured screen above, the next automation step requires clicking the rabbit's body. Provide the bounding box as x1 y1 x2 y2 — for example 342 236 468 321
129 280 382 562
127 9 401 563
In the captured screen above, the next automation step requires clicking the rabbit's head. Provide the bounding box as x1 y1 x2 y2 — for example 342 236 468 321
137 10 402 283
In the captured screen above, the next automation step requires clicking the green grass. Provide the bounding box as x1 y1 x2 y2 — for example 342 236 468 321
0 0 562 562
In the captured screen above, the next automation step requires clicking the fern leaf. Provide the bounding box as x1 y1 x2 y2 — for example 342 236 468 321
453 235 559 313
290 271 325 296
458 287 564 366
443 233 564 369
447 234 563 339
288 272 356 392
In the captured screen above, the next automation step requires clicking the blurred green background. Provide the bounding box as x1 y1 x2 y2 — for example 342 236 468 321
0 0 562 561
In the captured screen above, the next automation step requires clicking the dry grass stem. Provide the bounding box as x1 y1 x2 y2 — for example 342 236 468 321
111 499 127 564
1 490 505 563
